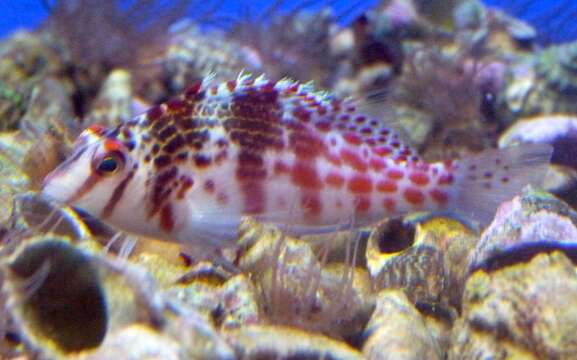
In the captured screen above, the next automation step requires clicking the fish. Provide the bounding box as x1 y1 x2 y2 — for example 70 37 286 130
41 73 552 250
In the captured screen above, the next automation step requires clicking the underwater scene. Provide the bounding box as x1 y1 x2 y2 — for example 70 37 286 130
1 0 577 359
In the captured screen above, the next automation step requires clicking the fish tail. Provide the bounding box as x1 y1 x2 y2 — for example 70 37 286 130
452 144 552 225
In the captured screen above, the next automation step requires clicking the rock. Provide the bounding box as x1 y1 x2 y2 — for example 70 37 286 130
468 189 577 272
450 252 577 359
362 289 443 360
86 69 134 127
501 41 577 118
1 236 229 359
224 324 364 360
499 114 577 169
367 217 478 308
237 218 373 338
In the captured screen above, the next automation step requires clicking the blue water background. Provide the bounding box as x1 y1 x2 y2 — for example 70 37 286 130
0 0 575 44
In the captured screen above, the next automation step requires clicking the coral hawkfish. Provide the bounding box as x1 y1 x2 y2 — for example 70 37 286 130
42 74 551 248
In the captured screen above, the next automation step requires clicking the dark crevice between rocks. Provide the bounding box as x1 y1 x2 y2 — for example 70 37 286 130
247 349 342 360
9 240 107 353
415 301 456 324
376 219 416 254
470 241 577 273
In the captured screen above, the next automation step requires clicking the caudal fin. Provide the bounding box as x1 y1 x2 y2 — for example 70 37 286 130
453 144 553 225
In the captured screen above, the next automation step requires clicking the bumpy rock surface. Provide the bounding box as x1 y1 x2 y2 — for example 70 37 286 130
450 252 577 359
468 189 577 272
363 290 443 360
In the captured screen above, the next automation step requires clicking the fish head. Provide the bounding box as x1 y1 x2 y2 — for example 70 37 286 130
42 124 135 218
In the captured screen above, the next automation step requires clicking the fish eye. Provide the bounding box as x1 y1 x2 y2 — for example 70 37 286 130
95 153 124 175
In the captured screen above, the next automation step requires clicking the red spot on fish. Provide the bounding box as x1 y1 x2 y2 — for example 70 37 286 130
274 160 290 175
204 179 215 193
430 189 449 205
348 175 373 193
355 197 371 212
325 152 342 166
184 81 202 98
261 81 276 92
226 80 237 92
241 181 265 214
147 105 164 122
404 187 425 205
194 154 212 168
87 124 106 135
217 192 229 205
289 131 324 159
409 171 430 186
340 148 368 172
103 139 124 152
325 172 345 188
121 127 132 139
293 106 311 122
154 154 171 169
163 135 185 154
383 198 396 212
301 193 322 215
387 169 404 180
148 167 178 218
315 121 331 132
438 173 454 185
291 162 322 189
177 177 194 199
377 180 397 193
370 158 387 171
331 99 341 111
166 98 187 113
343 132 362 145
372 146 392 156
215 150 228 165
160 204 174 232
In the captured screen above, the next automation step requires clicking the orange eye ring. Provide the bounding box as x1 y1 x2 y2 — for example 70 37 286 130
94 152 125 175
